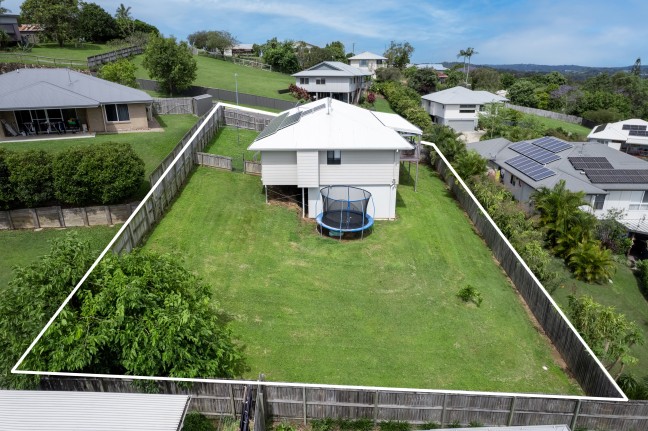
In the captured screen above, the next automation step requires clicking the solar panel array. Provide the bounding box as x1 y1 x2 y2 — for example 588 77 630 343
281 111 302 129
300 103 326 117
585 169 648 184
510 141 560 164
505 155 557 181
593 124 607 133
622 124 647 131
532 136 573 153
256 112 288 141
568 157 614 170
629 130 648 137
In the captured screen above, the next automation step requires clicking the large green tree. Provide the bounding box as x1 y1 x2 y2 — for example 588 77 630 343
383 41 414 70
1 233 247 389
75 1 119 43
262 38 299 74
98 58 137 87
115 3 134 37
20 0 78 47
143 34 197 96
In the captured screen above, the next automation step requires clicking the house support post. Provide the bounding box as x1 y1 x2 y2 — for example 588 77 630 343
265 185 268 204
302 188 305 218
415 160 419 192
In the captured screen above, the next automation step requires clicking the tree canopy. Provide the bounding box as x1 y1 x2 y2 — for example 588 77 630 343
383 41 414 69
143 35 197 96
20 0 78 47
75 1 119 43
261 38 299 74
1 233 246 389
187 30 238 58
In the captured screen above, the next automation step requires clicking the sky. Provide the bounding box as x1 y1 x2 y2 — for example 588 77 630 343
4 0 648 67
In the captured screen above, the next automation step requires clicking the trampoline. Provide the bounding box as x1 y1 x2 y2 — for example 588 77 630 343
315 186 374 239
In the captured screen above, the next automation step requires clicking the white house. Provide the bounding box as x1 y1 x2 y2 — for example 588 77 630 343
421 86 507 132
348 51 387 77
292 61 371 104
587 118 648 157
248 98 421 220
468 137 648 235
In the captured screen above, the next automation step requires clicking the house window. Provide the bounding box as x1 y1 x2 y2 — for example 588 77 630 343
629 191 648 210
105 104 130 122
299 77 309 85
459 104 476 113
593 194 606 210
316 78 326 85
359 60 368 67
376 59 383 65
509 173 516 185
327 150 341 165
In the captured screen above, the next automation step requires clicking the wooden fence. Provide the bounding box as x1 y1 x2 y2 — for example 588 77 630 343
431 156 619 399
505 104 584 125
87 45 144 69
223 107 274 131
0 202 137 230
196 152 233 170
232 56 272 71
244 160 262 175
39 377 648 430
0 52 86 68
153 97 194 115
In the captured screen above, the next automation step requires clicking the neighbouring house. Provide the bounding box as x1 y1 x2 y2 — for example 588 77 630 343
587 118 648 157
468 136 648 236
0 14 21 45
0 390 190 430
224 43 255 57
292 61 371 104
248 98 422 219
421 86 507 132
0 68 153 139
17 23 44 44
348 51 387 77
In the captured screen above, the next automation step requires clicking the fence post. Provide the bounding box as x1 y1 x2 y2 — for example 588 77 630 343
373 391 379 424
302 386 307 425
440 393 447 427
30 208 40 229
229 384 236 418
57 206 65 228
570 400 582 430
507 397 517 426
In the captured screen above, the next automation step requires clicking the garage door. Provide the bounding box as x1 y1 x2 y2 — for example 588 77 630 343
447 119 476 132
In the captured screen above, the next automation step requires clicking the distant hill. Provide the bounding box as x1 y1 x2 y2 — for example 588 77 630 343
442 62 642 77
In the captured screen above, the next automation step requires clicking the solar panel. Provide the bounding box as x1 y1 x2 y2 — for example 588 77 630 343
279 111 302 130
505 155 557 181
585 169 648 184
568 157 614 170
510 141 560 164
622 124 647 131
629 130 648 137
532 136 573 153
301 103 326 117
256 112 288 141
593 124 607 133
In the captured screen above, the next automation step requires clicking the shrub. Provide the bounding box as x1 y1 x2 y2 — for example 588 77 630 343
636 259 648 297
52 146 93 205
567 240 616 284
417 423 440 430
288 83 311 102
98 58 138 88
0 148 14 209
375 67 402 82
182 412 216 431
379 421 411 431
311 419 336 431
5 149 53 207
457 284 483 307
275 422 297 431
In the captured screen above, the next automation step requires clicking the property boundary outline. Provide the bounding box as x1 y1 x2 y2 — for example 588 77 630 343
11 105 628 403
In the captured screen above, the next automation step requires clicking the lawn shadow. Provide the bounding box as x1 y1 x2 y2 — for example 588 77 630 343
155 115 168 129
395 190 407 209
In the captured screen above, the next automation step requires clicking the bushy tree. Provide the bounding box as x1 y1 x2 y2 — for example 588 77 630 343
470 67 501 92
5 150 53 207
98 58 137 87
132 19 158 35
115 3 134 37
567 240 616 284
453 150 487 179
507 79 539 107
375 67 402 82
595 210 633 255
408 68 438 95
143 35 197 96
261 38 299 74
0 148 13 209
1 233 247 389
324 41 347 63
75 1 119 43
20 0 78 47
383 41 414 70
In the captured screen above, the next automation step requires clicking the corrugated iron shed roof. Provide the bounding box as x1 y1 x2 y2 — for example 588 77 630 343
0 390 189 431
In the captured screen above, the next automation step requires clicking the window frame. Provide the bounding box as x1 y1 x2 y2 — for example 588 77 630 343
316 78 326 85
327 150 341 165
104 103 130 123
299 77 309 85
459 104 477 113
593 194 606 210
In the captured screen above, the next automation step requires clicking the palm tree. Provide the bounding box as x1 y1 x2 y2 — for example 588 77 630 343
457 47 478 85
115 3 132 20
115 3 134 36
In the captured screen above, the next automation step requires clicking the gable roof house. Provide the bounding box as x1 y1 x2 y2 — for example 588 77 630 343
421 86 507 132
468 136 648 235
587 118 648 157
348 51 387 77
17 23 44 44
248 98 421 220
293 61 371 104
0 68 153 140
0 14 21 45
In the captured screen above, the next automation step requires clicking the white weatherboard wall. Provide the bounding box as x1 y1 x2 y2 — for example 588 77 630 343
297 151 319 187
319 150 398 185
307 185 395 219
592 190 648 218
299 77 357 94
261 152 297 185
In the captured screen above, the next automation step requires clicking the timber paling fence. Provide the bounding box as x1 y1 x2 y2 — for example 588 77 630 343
39 377 648 430
0 202 138 230
153 97 195 115
505 104 584 125
109 104 273 254
0 52 86 68
86 45 143 69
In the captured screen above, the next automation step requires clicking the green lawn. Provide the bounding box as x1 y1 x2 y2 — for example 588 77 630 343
0 43 115 68
372 95 396 113
551 262 648 375
202 127 259 171
523 113 591 138
132 54 295 101
0 226 119 291
0 114 197 179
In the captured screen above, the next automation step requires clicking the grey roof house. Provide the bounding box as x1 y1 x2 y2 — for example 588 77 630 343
348 51 387 77
293 61 371 104
0 68 153 140
468 137 648 235
0 14 21 44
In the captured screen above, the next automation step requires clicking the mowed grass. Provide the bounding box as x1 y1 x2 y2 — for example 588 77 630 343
551 262 648 375
372 95 396 113
132 55 295 101
0 226 119 291
0 115 197 179
203 127 259 170
144 167 581 394
30 43 114 61
524 114 591 138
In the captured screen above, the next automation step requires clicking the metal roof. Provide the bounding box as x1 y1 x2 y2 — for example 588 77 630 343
0 68 153 111
0 390 189 431
249 98 414 151
587 118 648 144
349 51 387 60
422 86 507 104
293 61 370 77
371 111 422 135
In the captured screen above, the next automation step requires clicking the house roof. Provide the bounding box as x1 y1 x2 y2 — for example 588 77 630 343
0 68 153 111
18 24 44 32
293 61 370 78
371 111 423 135
587 118 648 145
349 51 387 61
232 43 254 50
414 63 448 71
248 98 414 151
422 86 507 104
0 390 189 431
468 137 648 193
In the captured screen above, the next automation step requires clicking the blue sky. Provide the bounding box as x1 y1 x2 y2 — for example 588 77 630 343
4 0 647 67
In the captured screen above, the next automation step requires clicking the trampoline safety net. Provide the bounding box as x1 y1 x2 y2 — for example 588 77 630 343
317 186 374 232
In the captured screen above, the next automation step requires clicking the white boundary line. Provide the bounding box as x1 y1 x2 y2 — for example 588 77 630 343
11 110 626 402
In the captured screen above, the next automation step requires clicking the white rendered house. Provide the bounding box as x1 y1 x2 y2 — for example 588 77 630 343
421 86 507 132
348 51 387 77
292 61 371 104
248 98 421 219
587 118 648 157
